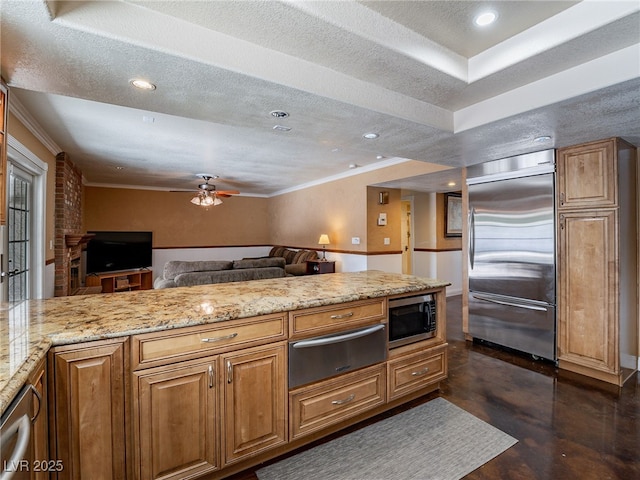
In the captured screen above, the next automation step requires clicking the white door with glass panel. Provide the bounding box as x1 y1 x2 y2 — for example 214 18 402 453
1 164 33 302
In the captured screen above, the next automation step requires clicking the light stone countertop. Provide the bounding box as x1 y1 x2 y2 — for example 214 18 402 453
0 271 449 414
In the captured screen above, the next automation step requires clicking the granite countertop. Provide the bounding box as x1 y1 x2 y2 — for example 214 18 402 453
0 271 448 414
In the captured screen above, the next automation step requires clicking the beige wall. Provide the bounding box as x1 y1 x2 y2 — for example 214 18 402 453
367 186 401 252
269 160 451 252
84 187 270 248
7 112 57 262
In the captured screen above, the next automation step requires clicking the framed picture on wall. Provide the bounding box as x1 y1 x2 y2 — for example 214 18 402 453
445 192 462 237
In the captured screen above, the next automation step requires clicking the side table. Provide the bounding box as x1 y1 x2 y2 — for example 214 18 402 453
306 260 336 274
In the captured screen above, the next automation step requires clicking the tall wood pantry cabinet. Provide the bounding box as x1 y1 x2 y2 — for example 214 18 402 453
557 137 638 385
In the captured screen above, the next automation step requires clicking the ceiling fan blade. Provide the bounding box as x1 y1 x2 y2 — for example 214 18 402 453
215 190 240 195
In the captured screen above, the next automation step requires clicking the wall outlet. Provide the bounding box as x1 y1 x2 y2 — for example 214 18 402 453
351 237 360 245
384 237 391 245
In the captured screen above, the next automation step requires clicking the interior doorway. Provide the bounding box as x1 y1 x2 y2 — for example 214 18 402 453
401 198 413 274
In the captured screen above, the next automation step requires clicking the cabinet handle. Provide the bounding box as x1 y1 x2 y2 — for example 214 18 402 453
29 384 43 422
208 365 214 389
560 214 565 230
226 360 233 384
331 394 355 405
411 368 430 377
330 312 354 319
201 333 238 343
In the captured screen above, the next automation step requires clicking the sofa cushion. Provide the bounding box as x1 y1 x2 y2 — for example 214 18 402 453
163 260 233 281
269 246 286 258
281 248 297 264
233 257 286 269
292 249 318 264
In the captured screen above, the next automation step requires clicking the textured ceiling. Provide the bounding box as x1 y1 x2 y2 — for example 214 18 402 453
1 0 639 195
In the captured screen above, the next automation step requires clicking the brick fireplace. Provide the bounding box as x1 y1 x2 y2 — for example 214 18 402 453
54 152 85 296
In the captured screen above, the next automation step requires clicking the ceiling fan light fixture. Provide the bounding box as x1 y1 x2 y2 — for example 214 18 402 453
189 174 237 206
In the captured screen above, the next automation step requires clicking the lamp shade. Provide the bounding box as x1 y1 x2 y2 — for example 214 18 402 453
318 234 330 245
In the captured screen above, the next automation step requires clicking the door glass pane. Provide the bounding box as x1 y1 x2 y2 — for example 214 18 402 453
8 169 31 302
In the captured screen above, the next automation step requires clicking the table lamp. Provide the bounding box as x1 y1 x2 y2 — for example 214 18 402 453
318 234 330 261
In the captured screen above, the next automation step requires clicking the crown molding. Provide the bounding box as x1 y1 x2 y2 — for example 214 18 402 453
8 93 62 156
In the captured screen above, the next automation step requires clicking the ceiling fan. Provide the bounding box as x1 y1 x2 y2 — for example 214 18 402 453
189 174 240 206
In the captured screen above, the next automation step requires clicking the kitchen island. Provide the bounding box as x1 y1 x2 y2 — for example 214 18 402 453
1 270 449 479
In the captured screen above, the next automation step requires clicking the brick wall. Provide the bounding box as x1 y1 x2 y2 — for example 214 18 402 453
54 152 83 296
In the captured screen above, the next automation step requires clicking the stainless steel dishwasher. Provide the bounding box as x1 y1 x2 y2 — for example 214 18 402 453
288 324 387 388
1 385 39 480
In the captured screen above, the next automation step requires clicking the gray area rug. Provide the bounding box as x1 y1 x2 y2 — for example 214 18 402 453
257 397 517 480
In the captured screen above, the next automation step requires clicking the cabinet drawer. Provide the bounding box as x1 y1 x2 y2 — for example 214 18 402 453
132 313 286 370
387 344 447 401
289 364 385 440
289 298 386 339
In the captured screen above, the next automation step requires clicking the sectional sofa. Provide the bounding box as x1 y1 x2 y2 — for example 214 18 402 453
153 257 286 289
153 247 320 289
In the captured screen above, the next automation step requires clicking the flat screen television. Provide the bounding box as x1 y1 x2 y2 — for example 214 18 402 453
86 231 153 274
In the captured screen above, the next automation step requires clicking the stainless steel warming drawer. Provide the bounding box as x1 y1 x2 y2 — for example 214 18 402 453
288 324 387 388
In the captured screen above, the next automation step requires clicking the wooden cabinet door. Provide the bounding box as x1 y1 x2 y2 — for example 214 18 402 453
133 357 219 480
221 343 287 465
557 138 616 209
558 210 618 376
28 358 49 480
50 338 128 480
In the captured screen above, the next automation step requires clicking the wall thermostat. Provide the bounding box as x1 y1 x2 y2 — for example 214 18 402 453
377 213 387 226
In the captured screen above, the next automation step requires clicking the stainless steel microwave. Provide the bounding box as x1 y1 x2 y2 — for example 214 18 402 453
388 294 437 348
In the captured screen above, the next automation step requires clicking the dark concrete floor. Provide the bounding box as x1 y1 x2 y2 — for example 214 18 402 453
230 295 640 479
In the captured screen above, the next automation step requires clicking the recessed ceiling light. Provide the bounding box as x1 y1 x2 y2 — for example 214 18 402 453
447 181 457 187
270 110 289 118
474 11 497 27
534 135 552 143
348 163 358 169
363 132 379 139
115 166 125 170
273 125 292 132
130 79 156 90
376 155 385 160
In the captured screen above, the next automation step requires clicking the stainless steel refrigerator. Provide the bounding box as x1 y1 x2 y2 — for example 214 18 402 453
467 149 556 361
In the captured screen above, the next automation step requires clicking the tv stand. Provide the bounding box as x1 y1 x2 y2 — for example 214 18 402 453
85 269 153 293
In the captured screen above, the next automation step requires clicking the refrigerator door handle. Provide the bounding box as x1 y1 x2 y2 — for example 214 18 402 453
471 292 549 312
468 207 475 270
